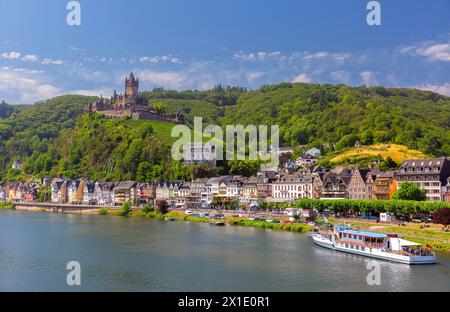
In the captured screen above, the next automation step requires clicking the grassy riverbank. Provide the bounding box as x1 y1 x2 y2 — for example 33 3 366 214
0 202 15 210
344 220 450 252
98 208 314 234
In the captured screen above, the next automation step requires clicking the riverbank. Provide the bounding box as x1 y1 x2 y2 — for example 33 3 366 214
98 208 315 233
345 219 450 251
4 202 450 252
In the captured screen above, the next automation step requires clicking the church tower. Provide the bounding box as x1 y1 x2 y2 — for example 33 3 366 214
125 73 139 101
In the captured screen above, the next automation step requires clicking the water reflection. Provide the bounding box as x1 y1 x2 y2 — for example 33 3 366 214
0 211 449 292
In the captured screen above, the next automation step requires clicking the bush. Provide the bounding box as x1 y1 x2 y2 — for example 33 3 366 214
0 202 15 210
98 208 109 216
117 201 132 217
156 200 169 215
432 208 450 229
143 203 155 214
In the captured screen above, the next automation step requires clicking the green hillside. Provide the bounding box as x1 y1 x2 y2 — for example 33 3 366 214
1 83 450 181
23 114 189 181
222 83 450 156
0 95 95 176
0 102 20 118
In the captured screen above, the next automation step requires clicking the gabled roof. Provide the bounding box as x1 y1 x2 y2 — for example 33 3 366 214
115 181 137 190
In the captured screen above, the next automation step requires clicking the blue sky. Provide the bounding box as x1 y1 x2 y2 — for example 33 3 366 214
0 0 449 103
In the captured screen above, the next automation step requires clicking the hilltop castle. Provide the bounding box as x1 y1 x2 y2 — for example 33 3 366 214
84 73 183 122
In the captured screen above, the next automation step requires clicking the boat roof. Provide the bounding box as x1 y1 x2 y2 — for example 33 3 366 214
339 230 388 238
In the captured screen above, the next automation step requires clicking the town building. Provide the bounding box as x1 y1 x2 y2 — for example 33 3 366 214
271 173 313 202
96 182 116 206
348 168 378 200
373 171 398 200
11 160 24 170
51 180 68 204
304 147 321 158
295 154 318 167
443 178 450 202
182 142 218 168
113 181 137 205
396 158 450 202
82 181 97 205
320 168 352 199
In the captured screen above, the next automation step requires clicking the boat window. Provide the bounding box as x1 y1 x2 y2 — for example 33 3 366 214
345 244 349 248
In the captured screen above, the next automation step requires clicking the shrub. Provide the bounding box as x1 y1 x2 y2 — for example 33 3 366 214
98 208 109 216
117 201 132 217
432 208 450 229
143 203 154 214
0 202 15 210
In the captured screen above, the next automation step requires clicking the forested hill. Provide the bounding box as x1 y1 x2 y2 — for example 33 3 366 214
0 102 22 118
221 83 450 156
0 83 449 181
0 95 95 177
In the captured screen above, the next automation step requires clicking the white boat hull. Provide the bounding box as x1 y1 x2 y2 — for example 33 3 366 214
312 234 436 265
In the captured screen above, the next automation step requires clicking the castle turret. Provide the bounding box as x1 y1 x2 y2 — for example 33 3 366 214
125 73 139 100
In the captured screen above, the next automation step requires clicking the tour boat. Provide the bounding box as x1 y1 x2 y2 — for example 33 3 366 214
311 224 436 265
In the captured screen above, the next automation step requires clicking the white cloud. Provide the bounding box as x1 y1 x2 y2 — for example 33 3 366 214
360 71 378 86
139 55 182 64
245 71 264 84
42 58 64 65
400 41 450 62
303 52 329 60
416 43 450 62
68 87 114 97
21 54 39 62
136 70 188 89
0 67 61 103
292 73 312 83
417 83 450 96
233 51 283 61
1 51 21 59
330 70 351 84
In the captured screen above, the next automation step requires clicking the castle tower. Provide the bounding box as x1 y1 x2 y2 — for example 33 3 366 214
125 73 139 102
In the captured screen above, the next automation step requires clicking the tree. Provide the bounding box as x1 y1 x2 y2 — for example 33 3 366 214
118 201 132 216
379 156 398 171
432 208 450 230
152 102 167 115
157 200 169 215
393 182 427 201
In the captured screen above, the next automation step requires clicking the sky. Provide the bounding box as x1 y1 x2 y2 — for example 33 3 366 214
0 0 449 104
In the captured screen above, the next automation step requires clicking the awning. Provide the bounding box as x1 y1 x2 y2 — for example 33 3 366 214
398 239 421 247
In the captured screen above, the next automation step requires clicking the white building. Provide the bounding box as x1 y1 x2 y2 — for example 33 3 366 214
271 173 313 201
182 142 218 167
305 148 321 158
296 154 318 167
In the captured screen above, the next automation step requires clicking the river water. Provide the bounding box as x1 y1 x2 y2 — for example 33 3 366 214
0 211 449 292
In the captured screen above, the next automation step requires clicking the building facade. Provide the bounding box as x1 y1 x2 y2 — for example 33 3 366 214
396 158 450 202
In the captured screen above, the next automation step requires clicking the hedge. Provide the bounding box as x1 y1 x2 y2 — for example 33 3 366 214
294 198 450 215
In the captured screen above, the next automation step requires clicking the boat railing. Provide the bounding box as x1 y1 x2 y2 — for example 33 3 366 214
335 239 385 249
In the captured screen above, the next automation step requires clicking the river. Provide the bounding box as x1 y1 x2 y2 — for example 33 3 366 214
0 211 449 292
